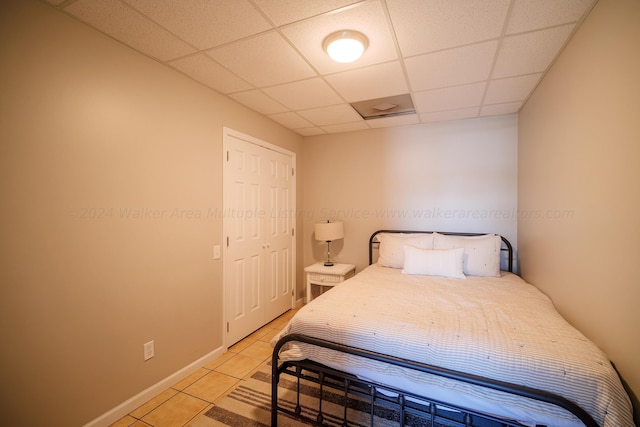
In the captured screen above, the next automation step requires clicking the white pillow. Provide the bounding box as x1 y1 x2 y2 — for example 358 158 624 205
433 233 501 277
377 233 434 268
402 246 465 279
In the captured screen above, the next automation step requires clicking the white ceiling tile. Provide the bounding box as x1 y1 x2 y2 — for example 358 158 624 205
493 26 574 78
325 61 408 102
122 0 272 49
480 102 522 116
262 78 342 110
413 82 486 113
228 90 289 115
169 54 252 93
298 104 362 126
252 0 361 26
65 0 196 61
207 31 317 87
281 1 397 75
53 0 592 133
484 74 542 104
507 0 596 34
387 0 510 56
420 107 480 123
321 122 370 134
366 114 420 129
267 112 315 129
405 41 498 91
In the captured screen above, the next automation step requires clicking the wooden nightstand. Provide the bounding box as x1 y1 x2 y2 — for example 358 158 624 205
305 262 356 303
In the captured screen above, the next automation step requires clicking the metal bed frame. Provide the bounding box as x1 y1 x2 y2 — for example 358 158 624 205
271 230 597 427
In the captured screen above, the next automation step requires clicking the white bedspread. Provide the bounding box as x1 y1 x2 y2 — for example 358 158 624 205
272 265 634 427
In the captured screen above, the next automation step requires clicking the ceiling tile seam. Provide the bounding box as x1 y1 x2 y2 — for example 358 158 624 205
48 2 252 97
397 37 506 62
476 0 515 111
502 22 580 40
310 0 374 23
295 110 358 129
271 28 326 81
238 0 375 69
317 77 367 114
55 0 258 80
194 28 324 99
56 3 279 108
377 0 417 119
320 123 370 133
127 0 371 64
489 72 547 84
166 0 379 58
249 88 291 112
421 104 483 115
171 28 290 61
508 86 539 114
198 28 319 75
324 119 368 131
245 1 395 111
512 22 584 113
532 24 587 79
411 79 493 97
482 100 523 108
159 28 277 63
56 3 192 66
296 0 412 123
248 0 369 28
113 0 204 55
267 111 313 127
295 101 362 115
382 1 507 62
167 51 257 93
414 77 497 95
247 0 279 27
243 0 326 86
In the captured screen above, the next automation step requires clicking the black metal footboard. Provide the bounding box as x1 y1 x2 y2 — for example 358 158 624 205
271 334 598 427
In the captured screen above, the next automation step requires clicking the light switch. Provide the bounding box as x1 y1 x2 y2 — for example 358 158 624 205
213 245 221 259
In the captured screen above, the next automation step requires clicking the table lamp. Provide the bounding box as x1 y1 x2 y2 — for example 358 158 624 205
314 220 344 266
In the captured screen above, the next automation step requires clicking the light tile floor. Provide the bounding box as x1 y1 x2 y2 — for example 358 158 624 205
109 308 299 427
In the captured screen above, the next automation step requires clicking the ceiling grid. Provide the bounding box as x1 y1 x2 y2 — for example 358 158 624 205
45 0 598 135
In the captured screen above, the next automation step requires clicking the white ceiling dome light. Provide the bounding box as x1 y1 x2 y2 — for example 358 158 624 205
323 30 368 63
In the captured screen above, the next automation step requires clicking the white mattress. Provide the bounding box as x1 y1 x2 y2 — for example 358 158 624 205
272 264 634 427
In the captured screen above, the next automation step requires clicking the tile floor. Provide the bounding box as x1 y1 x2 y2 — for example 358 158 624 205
109 308 299 427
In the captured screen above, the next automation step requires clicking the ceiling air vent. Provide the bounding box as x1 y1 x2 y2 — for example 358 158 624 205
350 94 416 120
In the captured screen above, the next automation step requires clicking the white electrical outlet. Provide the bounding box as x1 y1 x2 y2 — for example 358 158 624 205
144 340 154 361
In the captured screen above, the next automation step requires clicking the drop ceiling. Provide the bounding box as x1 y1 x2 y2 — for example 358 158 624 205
43 0 597 136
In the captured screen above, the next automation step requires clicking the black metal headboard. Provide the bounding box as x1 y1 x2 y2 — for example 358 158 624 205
369 230 514 273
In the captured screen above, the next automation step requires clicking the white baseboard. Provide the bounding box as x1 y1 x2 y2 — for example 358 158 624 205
83 346 225 427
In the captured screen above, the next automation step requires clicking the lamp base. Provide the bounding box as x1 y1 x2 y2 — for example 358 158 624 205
323 262 334 267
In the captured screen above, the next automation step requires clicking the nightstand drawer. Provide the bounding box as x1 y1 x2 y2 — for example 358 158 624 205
308 273 344 284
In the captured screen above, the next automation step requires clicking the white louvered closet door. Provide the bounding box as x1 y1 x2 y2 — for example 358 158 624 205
223 129 295 346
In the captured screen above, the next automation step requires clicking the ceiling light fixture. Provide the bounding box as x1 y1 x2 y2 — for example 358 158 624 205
323 30 368 63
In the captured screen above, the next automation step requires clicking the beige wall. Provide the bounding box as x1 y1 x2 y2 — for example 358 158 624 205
302 115 518 273
518 0 639 419
0 2 302 426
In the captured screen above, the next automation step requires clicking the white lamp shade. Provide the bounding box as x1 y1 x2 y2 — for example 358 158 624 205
315 221 344 241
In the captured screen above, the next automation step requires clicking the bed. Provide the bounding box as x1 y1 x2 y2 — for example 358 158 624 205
271 230 635 427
